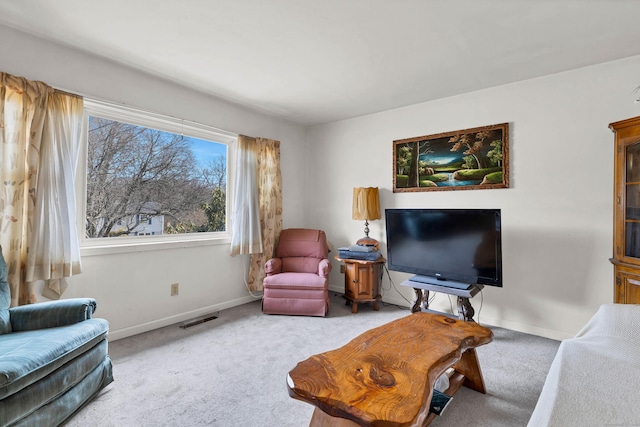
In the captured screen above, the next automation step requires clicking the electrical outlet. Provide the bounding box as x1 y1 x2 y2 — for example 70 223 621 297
340 265 345 274
171 283 179 296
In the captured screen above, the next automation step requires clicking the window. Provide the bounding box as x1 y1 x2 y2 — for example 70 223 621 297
80 100 236 247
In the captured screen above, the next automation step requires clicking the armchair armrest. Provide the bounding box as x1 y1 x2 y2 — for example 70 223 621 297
265 258 283 276
9 298 97 332
319 259 332 277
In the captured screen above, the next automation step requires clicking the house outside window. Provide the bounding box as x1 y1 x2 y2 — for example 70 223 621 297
80 99 236 248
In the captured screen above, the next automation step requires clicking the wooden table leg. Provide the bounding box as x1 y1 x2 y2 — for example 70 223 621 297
452 348 486 393
309 408 359 427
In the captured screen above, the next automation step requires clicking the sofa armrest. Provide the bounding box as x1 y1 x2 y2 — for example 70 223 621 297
319 259 332 277
265 258 282 276
9 298 97 331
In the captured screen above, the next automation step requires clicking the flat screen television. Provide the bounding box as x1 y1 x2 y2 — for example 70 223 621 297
385 208 502 289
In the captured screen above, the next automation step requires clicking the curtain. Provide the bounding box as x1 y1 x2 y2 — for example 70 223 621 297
27 91 84 299
230 135 262 256
0 72 83 305
230 135 282 292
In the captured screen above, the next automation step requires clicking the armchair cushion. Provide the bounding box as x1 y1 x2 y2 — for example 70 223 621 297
282 257 322 274
276 228 331 274
318 259 331 277
275 228 328 259
265 258 282 276
10 298 96 332
0 310 8 336
0 247 10 335
263 272 327 291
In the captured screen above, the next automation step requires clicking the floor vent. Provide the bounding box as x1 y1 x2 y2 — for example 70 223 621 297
179 312 219 329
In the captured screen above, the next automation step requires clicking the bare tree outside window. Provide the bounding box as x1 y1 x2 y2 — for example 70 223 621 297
86 116 227 238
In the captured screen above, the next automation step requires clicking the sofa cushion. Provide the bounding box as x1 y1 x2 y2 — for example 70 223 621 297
0 318 109 399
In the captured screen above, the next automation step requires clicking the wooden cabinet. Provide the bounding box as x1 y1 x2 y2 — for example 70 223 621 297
335 256 385 313
610 116 640 304
612 264 640 303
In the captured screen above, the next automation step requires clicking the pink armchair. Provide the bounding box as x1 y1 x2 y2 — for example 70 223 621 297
262 228 332 316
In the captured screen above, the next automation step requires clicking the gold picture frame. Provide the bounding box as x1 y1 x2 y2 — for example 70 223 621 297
393 122 509 192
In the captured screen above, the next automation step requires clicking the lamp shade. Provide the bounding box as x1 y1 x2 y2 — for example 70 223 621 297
352 187 381 221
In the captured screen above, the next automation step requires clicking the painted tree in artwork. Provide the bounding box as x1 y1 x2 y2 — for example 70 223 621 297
487 139 503 167
396 145 412 175
407 140 434 187
449 133 486 169
407 141 419 187
449 129 502 169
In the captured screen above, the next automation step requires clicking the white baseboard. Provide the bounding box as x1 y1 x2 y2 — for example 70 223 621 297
476 316 571 341
331 285 569 341
328 285 412 310
108 294 259 341
328 284 343 294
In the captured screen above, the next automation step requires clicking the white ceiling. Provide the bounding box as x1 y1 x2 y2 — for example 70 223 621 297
1 0 640 126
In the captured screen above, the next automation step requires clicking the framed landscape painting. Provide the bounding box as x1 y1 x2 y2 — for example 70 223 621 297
393 123 509 192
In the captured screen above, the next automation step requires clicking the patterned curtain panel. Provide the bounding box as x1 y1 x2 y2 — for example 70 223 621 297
230 135 282 292
0 72 83 305
0 73 50 305
248 138 282 291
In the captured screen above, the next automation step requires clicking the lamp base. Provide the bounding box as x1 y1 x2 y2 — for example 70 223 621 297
356 236 379 250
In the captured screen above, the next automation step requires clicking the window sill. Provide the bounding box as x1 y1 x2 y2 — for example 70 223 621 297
80 234 231 257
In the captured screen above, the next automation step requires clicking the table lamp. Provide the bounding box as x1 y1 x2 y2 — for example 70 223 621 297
352 187 381 248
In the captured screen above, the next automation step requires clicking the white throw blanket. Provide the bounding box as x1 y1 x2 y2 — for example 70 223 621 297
528 303 640 427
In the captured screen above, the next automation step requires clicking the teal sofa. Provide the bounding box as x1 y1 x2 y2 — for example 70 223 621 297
0 247 113 426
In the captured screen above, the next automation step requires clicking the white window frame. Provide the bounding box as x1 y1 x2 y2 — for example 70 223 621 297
78 99 237 255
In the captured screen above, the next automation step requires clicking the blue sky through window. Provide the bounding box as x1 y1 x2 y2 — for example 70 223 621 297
187 136 226 168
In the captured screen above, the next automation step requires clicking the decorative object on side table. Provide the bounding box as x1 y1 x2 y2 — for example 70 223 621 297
352 187 381 249
337 244 382 261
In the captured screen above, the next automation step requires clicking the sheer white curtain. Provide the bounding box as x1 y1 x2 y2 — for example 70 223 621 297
230 135 263 256
26 91 84 299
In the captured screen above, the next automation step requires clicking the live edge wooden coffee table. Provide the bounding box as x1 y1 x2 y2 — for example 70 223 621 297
287 312 493 427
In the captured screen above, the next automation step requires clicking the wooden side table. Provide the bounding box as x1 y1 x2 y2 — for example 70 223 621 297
335 256 385 313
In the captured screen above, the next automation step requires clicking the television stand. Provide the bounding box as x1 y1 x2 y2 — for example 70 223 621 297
401 279 483 321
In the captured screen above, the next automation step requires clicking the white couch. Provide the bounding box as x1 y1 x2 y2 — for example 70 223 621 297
528 303 640 426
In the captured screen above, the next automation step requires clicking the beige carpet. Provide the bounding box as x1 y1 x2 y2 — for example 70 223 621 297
64 293 559 426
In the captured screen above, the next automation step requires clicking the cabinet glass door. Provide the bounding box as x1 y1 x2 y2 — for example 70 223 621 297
626 142 640 258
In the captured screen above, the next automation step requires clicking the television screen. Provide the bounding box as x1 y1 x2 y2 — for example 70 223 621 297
385 208 502 287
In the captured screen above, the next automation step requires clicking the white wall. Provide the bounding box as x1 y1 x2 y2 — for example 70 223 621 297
308 55 640 340
0 24 309 340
